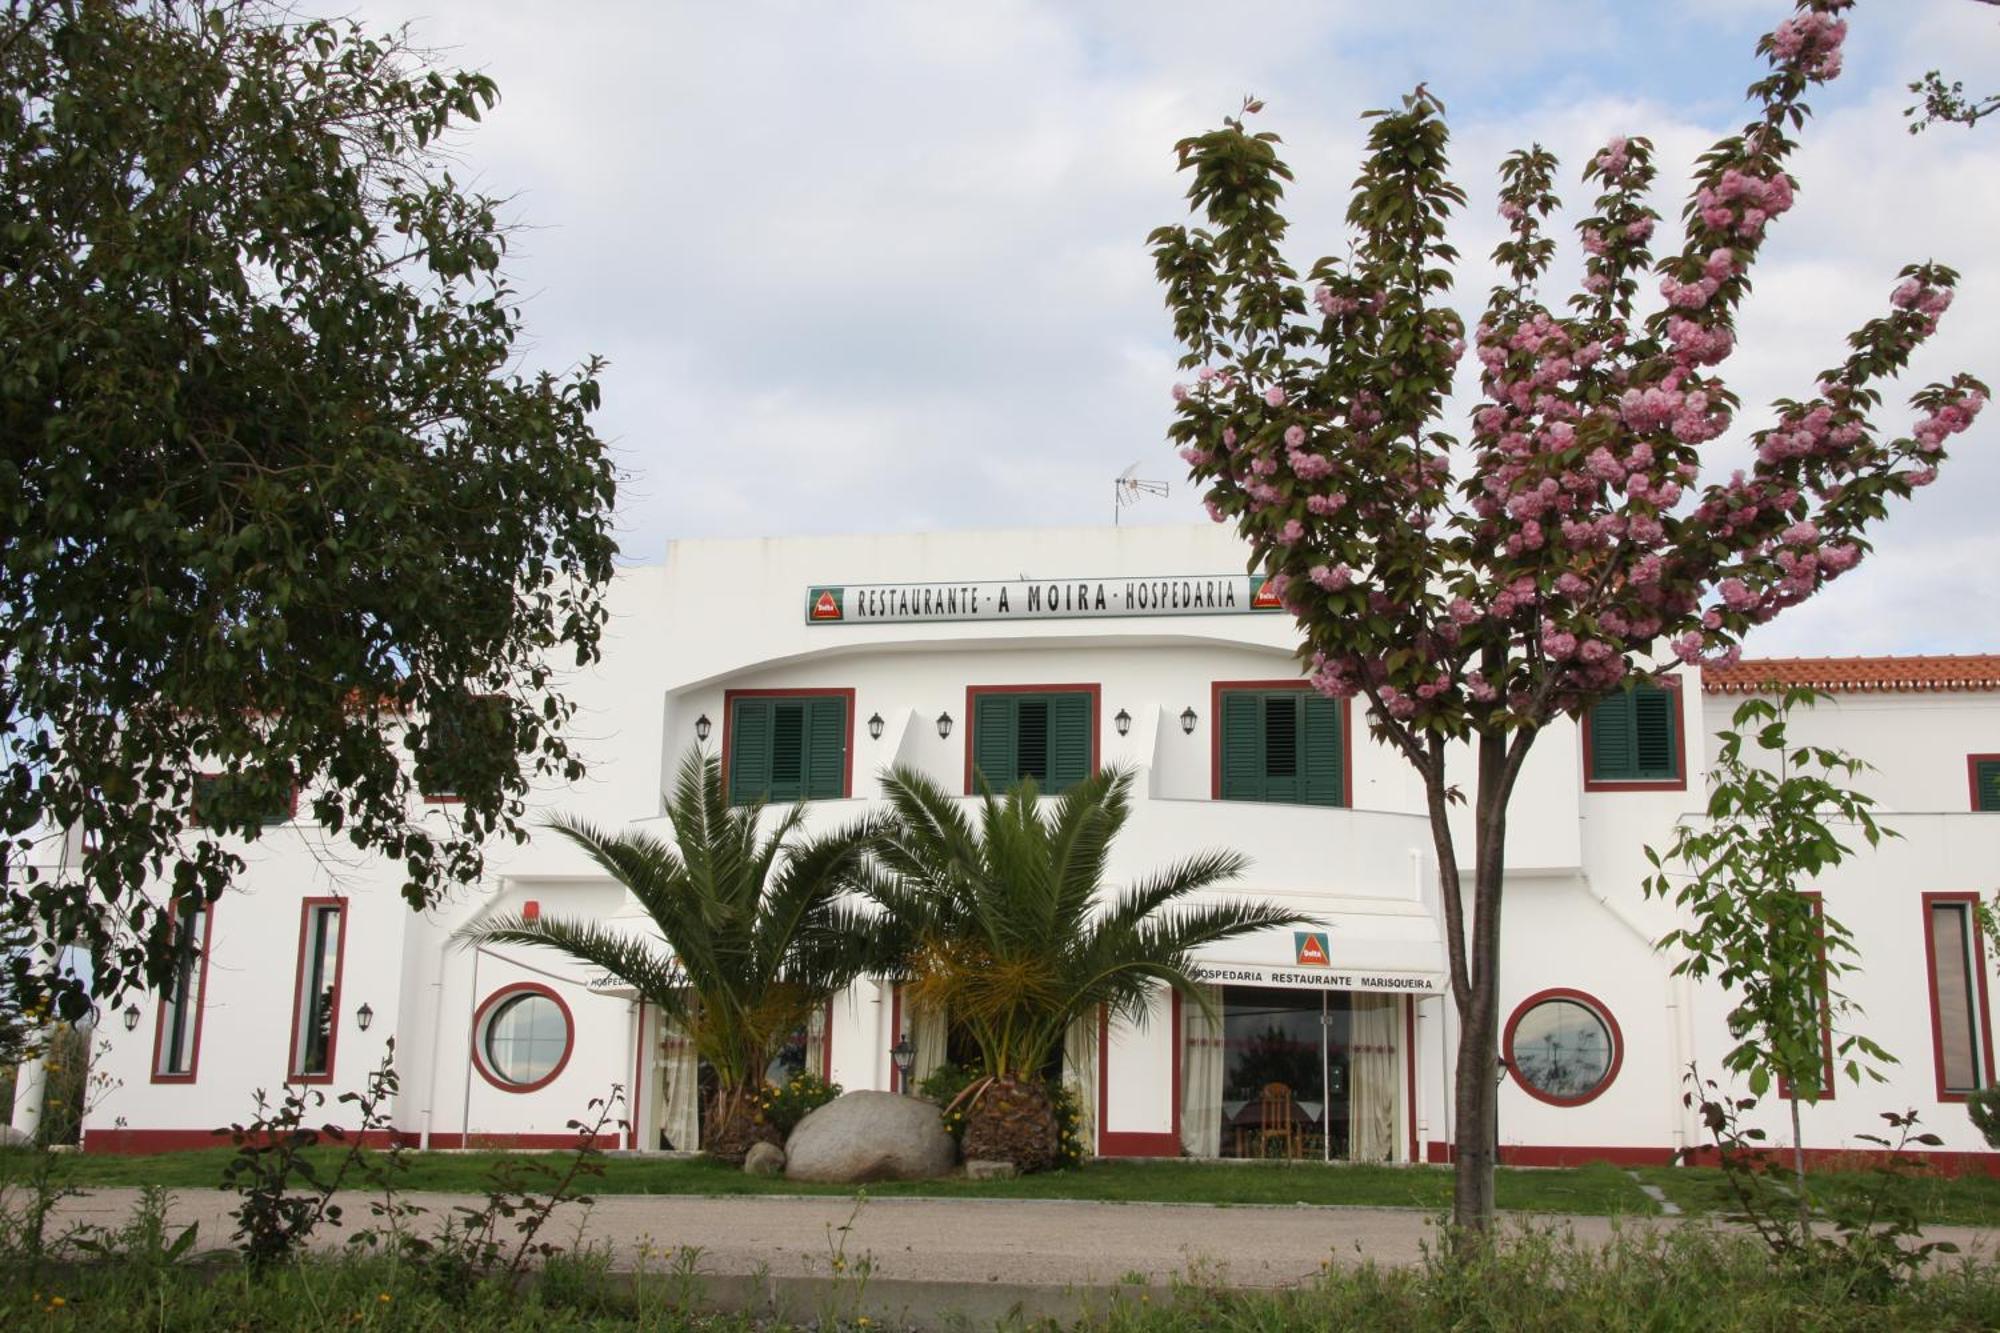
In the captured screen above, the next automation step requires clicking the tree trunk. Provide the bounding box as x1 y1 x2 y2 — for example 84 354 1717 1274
1448 727 1525 1241
1790 1092 1810 1244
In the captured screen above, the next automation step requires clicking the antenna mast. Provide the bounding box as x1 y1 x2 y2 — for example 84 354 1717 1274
1113 463 1169 526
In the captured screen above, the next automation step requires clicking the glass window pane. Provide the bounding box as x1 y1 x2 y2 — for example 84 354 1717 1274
1931 903 1984 1093
293 905 342 1077
484 993 569 1086
1511 998 1615 1100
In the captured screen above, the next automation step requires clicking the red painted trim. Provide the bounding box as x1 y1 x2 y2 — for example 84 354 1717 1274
1922 892 1996 1103
1581 675 1689 793
890 983 904 1093
1503 987 1625 1108
821 998 836 1082
1207 679 1352 806
1968 754 2000 811
1776 893 1834 1103
962 683 1102 795
1405 998 1418 1163
1094 999 1183 1157
629 999 645 1150
471 982 576 1094
284 897 349 1084
149 899 215 1085
720 687 858 800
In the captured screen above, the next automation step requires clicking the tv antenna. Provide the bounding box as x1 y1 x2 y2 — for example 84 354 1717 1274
1113 463 1168 526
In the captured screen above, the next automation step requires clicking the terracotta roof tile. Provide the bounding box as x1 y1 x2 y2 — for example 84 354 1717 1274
1702 654 2000 695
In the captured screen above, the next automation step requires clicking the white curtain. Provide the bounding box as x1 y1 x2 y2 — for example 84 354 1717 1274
657 1018 700 1152
1349 994 1400 1163
1064 1009 1099 1154
910 998 948 1092
805 1005 828 1080
1180 985 1224 1158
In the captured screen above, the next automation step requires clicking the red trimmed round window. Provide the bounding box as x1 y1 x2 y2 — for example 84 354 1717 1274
473 984 572 1092
1504 989 1622 1106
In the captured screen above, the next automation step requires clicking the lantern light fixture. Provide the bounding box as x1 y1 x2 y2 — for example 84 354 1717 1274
936 711 954 740
694 713 712 743
1113 708 1132 737
122 1004 141 1033
356 1002 375 1032
1180 706 1198 735
867 712 885 741
890 1032 916 1090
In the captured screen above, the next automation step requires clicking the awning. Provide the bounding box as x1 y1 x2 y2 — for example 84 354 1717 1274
1186 900 1446 994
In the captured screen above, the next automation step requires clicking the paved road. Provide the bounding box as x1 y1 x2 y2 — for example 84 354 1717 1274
43 1189 1995 1290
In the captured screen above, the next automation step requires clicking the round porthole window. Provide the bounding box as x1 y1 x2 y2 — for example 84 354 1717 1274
1504 989 1622 1106
473 984 573 1092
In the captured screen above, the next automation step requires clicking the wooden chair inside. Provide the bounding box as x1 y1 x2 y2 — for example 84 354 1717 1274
1251 1081 1300 1160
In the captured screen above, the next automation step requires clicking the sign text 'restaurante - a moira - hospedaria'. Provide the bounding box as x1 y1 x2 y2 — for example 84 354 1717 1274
805 574 1284 625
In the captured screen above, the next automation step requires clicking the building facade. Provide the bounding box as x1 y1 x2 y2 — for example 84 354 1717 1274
53 524 2000 1170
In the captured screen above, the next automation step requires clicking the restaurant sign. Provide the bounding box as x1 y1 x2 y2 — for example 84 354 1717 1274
805 574 1285 625
1188 962 1444 994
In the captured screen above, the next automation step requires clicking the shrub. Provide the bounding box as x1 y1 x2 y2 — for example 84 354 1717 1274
753 1073 840 1138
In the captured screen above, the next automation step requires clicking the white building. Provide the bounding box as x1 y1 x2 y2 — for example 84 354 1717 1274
58 524 2000 1171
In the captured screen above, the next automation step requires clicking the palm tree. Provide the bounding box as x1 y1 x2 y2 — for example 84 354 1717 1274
456 748 876 1159
867 763 1306 1170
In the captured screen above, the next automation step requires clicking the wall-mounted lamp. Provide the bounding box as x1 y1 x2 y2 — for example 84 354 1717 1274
1180 706 1198 735
936 711 954 740
122 1004 140 1033
1113 708 1132 737
867 712 885 741
356 1002 375 1032
694 713 712 743
890 1032 916 1091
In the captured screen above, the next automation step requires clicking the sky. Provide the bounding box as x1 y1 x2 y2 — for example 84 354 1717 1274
324 0 1998 658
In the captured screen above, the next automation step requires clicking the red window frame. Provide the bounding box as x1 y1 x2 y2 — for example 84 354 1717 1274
471 982 576 1094
1967 754 2000 811
1580 675 1689 793
1207 678 1354 805
962 683 1101 795
1922 891 1996 1103
717 687 858 800
1503 987 1625 1108
285 897 349 1085
149 898 215 1085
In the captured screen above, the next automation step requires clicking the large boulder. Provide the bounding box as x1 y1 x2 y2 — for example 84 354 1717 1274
784 1090 957 1183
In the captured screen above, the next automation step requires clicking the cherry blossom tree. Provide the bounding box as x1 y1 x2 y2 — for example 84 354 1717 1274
1152 0 1984 1234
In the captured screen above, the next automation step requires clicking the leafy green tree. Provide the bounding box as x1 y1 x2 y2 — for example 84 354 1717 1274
1644 688 1894 1238
456 751 878 1161
1 1 617 1018
1906 0 1999 132
866 764 1302 1170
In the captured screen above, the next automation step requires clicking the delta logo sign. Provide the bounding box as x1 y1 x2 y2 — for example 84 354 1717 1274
807 587 844 622
1294 931 1330 967
1249 575 1284 610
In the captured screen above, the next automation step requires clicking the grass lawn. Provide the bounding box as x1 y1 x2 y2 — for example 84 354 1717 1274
1629 1163 2000 1229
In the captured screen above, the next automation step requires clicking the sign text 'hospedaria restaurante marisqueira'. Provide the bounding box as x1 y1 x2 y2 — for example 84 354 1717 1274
805 574 1286 625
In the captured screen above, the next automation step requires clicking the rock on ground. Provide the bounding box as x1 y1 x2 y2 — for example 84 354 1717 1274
743 1142 786 1176
784 1090 957 1183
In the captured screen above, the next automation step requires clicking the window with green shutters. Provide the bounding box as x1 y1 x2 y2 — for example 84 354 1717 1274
1972 756 2000 811
726 694 848 804
970 689 1093 794
1586 682 1680 785
1217 689 1346 806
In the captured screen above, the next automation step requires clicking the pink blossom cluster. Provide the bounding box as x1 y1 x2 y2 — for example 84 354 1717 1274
1695 168 1795 239
1912 388 1987 453
1595 135 1631 179
1770 10 1847 82
1314 285 1362 317
1891 278 1955 335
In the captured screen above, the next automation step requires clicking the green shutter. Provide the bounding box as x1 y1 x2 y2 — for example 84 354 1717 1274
973 693 1016 793
1589 691 1637 780
1632 688 1677 779
1262 694 1301 802
805 697 847 799
1219 692 1265 801
1973 759 2000 812
1301 694 1345 807
728 698 772 805
1047 693 1092 794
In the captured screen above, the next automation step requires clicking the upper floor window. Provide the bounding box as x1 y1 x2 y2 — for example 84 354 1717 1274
1970 755 2000 811
1585 680 1682 787
1215 686 1346 806
726 692 850 804
192 769 296 827
969 687 1094 795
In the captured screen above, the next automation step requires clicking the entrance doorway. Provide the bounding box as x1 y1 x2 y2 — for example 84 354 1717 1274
1183 985 1402 1162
